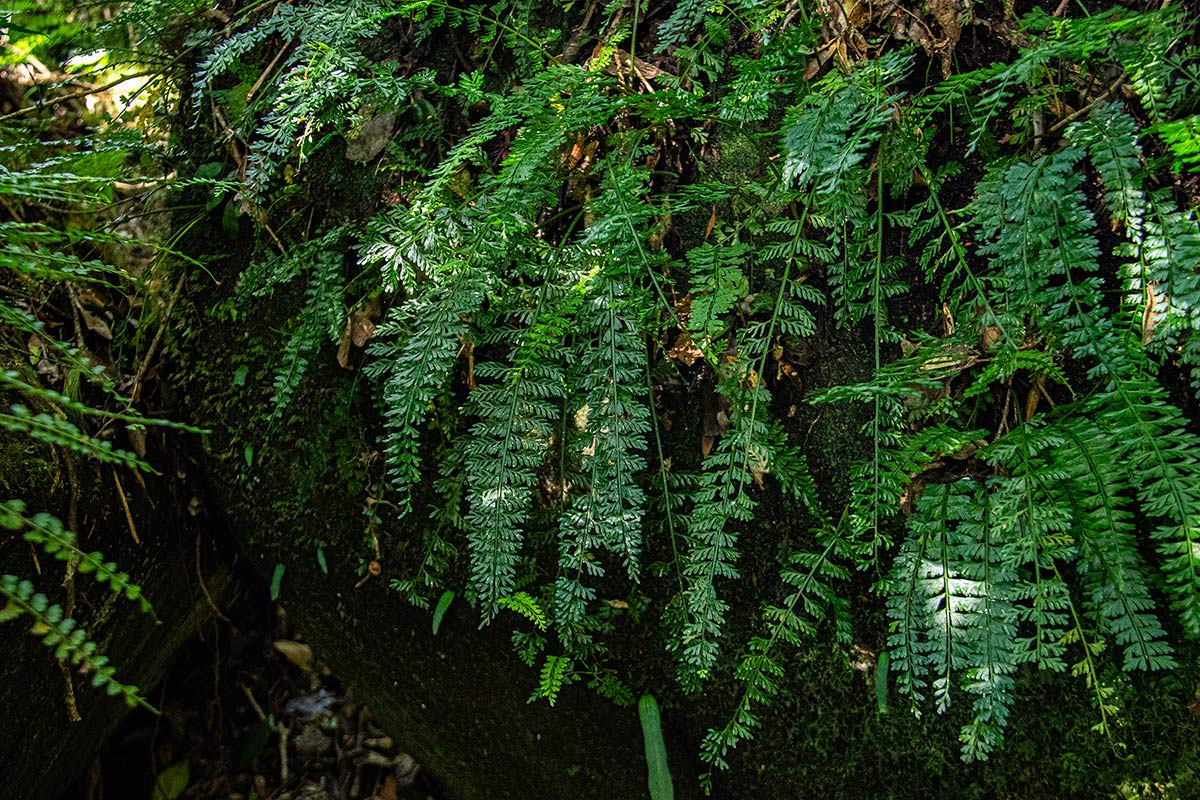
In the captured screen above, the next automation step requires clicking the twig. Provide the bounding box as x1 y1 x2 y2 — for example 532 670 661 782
246 42 290 103
58 660 82 722
559 0 600 63
0 47 191 122
1048 74 1125 135
60 454 82 722
278 721 291 783
196 532 231 623
112 470 141 545
130 270 186 404
240 683 267 721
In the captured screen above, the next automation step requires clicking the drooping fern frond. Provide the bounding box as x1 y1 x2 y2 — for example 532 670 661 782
1 501 155 711
1087 385 1200 636
1056 418 1174 672
555 265 651 628
885 479 1020 760
464 267 576 615
1 501 154 616
267 249 346 424
700 520 853 776
676 379 764 686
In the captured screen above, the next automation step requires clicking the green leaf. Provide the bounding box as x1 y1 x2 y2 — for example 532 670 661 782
151 760 190 800
269 563 285 601
875 650 890 714
431 589 455 635
639 694 674 800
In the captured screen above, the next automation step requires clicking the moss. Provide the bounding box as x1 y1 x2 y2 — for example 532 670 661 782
0 434 58 499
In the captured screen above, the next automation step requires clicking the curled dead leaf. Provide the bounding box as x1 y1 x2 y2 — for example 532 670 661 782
79 306 113 340
668 330 704 367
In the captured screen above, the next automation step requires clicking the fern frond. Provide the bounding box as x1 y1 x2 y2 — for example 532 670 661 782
0 405 148 472
1087 385 1200 635
781 51 909 195
1057 420 1174 671
464 272 573 614
1 501 153 615
268 249 345 424
701 522 852 773
654 0 708 53
0 574 152 710
986 424 1074 673
556 265 651 629
498 591 549 631
677 379 770 685
1067 101 1145 231
365 275 484 510
529 653 574 706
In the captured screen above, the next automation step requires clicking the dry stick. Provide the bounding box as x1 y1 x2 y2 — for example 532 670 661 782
246 42 290 103
559 0 600 63
58 660 82 722
240 683 268 721
196 531 231 623
1048 74 1125 135
130 270 186 405
112 470 141 545
277 721 291 783
60 455 82 722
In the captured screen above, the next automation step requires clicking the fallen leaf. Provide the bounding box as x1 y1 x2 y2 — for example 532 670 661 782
79 306 112 340
273 639 314 672
668 330 704 367
350 298 380 346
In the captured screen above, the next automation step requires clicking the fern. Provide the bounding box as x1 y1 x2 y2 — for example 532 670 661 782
1057 419 1174 672
269 249 346 423
700 520 852 774
0 574 152 710
183 0 1200 777
654 0 709 54
885 479 1019 759
465 269 574 614
498 591 549 631
1 501 154 616
529 653 574 706
555 266 651 628
684 242 748 348
194 0 397 199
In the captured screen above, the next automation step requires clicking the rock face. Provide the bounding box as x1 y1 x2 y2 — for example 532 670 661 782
163 209 1200 800
0 427 238 800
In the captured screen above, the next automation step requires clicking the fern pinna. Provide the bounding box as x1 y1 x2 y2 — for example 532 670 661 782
192 0 1200 785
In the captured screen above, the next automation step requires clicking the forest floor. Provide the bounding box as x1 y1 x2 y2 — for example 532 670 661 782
62 565 442 800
